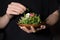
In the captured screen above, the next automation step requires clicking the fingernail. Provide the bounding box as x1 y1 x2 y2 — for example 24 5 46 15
20 27 23 29
43 26 46 29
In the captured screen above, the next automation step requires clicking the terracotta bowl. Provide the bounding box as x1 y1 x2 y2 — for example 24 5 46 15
18 24 41 28
17 22 45 28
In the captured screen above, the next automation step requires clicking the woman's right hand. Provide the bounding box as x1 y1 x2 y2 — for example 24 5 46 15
6 2 26 18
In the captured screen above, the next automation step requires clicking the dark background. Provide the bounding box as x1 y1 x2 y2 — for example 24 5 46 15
0 0 60 40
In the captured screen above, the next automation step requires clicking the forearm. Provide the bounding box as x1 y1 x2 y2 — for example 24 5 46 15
45 10 59 26
0 14 13 29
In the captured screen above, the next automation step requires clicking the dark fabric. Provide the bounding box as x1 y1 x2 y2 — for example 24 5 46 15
0 29 4 40
53 34 60 40
0 32 4 40
0 0 59 40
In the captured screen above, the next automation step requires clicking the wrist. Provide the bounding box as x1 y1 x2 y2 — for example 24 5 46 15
5 14 13 19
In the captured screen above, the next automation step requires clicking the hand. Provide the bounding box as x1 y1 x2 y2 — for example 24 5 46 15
6 2 26 18
19 25 46 33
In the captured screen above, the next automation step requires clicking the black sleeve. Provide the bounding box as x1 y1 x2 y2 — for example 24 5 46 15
57 0 60 6
48 0 59 14
0 0 7 16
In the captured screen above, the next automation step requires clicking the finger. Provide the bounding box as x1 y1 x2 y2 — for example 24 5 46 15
8 5 24 14
8 7 24 14
20 26 31 33
6 9 19 15
36 25 45 31
36 28 42 31
40 25 46 29
30 26 36 33
36 25 46 31
11 2 26 11
8 4 23 11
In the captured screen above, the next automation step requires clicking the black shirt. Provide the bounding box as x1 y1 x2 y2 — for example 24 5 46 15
0 0 59 40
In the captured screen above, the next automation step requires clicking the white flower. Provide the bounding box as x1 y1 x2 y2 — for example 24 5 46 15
25 13 30 18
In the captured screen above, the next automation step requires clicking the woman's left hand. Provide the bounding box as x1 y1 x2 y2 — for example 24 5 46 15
19 25 46 33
